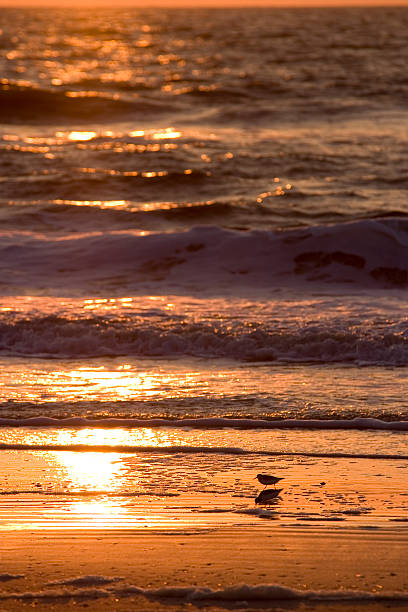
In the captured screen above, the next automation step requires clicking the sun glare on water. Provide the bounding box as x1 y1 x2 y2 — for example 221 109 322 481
0 426 186 529
55 130 97 141
66 366 176 399
68 131 97 141
50 449 124 492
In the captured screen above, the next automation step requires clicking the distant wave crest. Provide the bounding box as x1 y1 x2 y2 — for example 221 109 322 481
0 83 168 123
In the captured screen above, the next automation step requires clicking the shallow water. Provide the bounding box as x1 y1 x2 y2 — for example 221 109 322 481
1 440 407 530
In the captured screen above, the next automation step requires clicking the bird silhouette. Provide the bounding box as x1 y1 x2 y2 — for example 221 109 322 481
256 473 284 489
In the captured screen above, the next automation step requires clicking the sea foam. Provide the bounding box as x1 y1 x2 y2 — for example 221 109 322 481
0 308 406 364
0 415 407 432
2 581 408 606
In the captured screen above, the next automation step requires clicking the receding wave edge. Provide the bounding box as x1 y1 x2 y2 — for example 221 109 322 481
0 416 406 431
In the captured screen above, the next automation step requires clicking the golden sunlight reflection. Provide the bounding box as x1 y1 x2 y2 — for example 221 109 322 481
3 427 189 453
54 199 128 209
54 427 172 449
67 131 97 141
55 130 97 141
48 450 123 491
68 500 126 518
24 428 188 527
28 446 166 529
53 363 216 402
128 128 182 140
152 128 182 140
66 367 170 398
0 355 241 404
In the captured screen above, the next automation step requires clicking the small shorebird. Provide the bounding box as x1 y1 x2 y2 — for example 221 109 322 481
256 473 284 489
255 488 283 504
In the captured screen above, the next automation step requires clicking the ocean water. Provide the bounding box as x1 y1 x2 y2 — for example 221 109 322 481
0 6 407 530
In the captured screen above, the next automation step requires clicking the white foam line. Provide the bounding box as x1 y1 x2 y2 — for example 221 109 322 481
0 588 110 602
2 583 408 606
0 415 407 431
123 584 408 603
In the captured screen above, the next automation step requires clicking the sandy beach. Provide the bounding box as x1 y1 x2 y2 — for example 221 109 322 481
1 525 408 611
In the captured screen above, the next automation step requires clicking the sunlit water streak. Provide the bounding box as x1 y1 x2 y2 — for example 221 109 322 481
0 357 407 421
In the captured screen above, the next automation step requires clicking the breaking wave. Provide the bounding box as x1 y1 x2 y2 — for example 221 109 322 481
1 219 407 296
0 311 406 364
